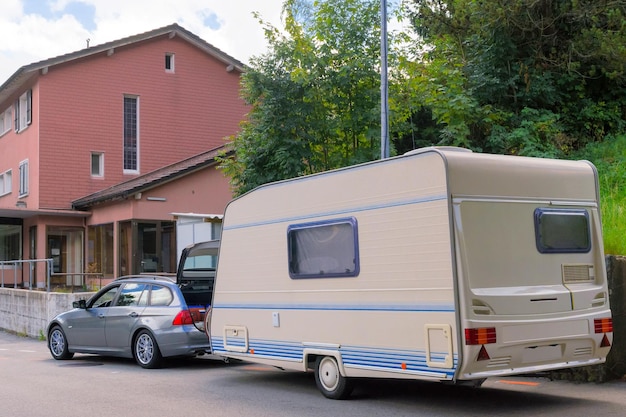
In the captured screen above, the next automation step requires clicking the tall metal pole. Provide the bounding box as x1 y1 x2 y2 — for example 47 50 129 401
380 0 390 159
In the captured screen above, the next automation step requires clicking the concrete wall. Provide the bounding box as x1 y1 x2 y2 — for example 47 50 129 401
0 288 94 339
605 255 626 379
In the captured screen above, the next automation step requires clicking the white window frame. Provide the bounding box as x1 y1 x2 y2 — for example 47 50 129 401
91 152 104 177
123 95 139 174
165 53 175 73
14 90 32 133
18 160 28 197
0 108 11 136
0 169 12 196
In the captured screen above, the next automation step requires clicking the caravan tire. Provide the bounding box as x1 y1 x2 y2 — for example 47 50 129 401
314 356 353 400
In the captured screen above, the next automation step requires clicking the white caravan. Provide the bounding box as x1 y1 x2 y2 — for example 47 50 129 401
209 147 613 399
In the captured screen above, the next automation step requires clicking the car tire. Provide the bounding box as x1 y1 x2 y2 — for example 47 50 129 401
48 325 74 360
134 329 163 369
314 356 353 400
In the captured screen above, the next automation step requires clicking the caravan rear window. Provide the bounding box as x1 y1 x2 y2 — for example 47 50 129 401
534 208 591 253
288 218 359 279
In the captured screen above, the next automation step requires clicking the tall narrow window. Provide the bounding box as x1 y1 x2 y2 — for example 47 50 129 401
123 96 138 172
91 152 104 177
165 53 175 72
0 169 11 195
18 160 28 197
14 90 32 132
0 108 11 135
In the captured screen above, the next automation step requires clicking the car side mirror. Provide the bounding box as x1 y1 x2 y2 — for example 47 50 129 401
73 299 87 309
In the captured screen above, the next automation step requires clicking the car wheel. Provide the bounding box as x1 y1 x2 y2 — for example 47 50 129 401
48 325 74 360
134 330 163 369
314 356 353 400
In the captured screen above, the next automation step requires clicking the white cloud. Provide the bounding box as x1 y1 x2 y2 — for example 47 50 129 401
0 0 283 82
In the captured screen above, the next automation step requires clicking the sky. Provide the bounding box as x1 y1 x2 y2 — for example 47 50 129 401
0 0 286 82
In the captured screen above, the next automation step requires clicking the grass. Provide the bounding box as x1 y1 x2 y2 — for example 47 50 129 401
575 135 626 255
600 188 626 255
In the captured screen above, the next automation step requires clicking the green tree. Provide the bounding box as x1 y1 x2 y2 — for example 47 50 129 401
405 0 626 155
221 0 405 195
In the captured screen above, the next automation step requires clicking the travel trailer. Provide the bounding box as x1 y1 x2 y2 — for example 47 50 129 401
209 147 613 399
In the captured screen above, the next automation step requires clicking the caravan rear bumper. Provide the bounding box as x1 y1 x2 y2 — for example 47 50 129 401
458 313 613 379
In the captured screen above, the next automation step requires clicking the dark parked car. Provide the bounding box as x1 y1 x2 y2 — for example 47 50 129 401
47 275 211 368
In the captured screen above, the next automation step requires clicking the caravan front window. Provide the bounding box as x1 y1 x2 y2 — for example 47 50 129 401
534 208 591 253
288 218 359 279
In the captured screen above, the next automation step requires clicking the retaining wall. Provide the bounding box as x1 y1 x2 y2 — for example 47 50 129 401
0 288 94 338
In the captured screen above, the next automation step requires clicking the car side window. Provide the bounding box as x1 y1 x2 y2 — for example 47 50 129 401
116 283 147 307
91 286 120 308
149 285 173 306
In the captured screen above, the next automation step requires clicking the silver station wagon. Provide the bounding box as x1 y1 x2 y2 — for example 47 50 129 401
47 275 211 368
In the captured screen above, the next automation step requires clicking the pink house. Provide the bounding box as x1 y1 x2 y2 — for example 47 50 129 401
0 24 247 287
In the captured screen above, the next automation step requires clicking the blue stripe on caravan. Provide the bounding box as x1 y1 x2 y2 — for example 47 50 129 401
211 336 457 378
224 194 448 231
211 303 455 313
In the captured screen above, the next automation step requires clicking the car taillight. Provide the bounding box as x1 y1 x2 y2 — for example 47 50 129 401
464 327 496 345
594 318 613 333
172 310 193 325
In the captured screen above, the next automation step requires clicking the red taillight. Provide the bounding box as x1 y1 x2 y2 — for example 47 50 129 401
594 318 613 333
172 310 193 325
465 327 496 345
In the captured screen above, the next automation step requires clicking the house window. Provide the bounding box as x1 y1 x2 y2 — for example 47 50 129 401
87 223 114 276
0 223 22 261
18 160 28 197
165 53 175 72
91 152 104 177
534 208 591 253
123 96 138 172
0 108 11 136
118 220 176 276
288 217 360 279
0 170 11 196
14 90 32 132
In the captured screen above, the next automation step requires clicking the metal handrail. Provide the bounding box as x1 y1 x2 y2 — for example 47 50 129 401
0 259 53 290
0 259 106 292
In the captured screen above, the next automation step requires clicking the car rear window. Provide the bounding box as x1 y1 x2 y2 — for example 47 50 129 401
149 285 173 306
117 283 147 307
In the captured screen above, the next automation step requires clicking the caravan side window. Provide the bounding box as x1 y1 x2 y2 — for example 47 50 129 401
288 218 359 279
534 208 591 253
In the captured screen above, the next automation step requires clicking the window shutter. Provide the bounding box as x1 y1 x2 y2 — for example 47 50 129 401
26 90 32 125
14 100 19 132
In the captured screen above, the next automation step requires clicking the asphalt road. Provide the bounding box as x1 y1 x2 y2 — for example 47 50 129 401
1 330 625 417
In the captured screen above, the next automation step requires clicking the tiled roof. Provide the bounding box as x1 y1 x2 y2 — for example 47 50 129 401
72 145 232 209
0 23 246 104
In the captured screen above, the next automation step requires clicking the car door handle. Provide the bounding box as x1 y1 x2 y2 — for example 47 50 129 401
128 312 138 318
98 313 105 319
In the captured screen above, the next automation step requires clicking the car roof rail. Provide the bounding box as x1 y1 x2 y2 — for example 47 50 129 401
114 274 174 282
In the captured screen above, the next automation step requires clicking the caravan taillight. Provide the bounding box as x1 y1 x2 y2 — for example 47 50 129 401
464 328 496 345
594 318 613 333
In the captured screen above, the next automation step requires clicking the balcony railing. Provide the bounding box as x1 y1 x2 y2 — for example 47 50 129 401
0 259 103 292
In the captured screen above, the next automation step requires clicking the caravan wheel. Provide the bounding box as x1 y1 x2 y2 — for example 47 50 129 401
314 356 353 400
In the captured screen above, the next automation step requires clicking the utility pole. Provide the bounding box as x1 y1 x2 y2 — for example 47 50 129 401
380 0 390 159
